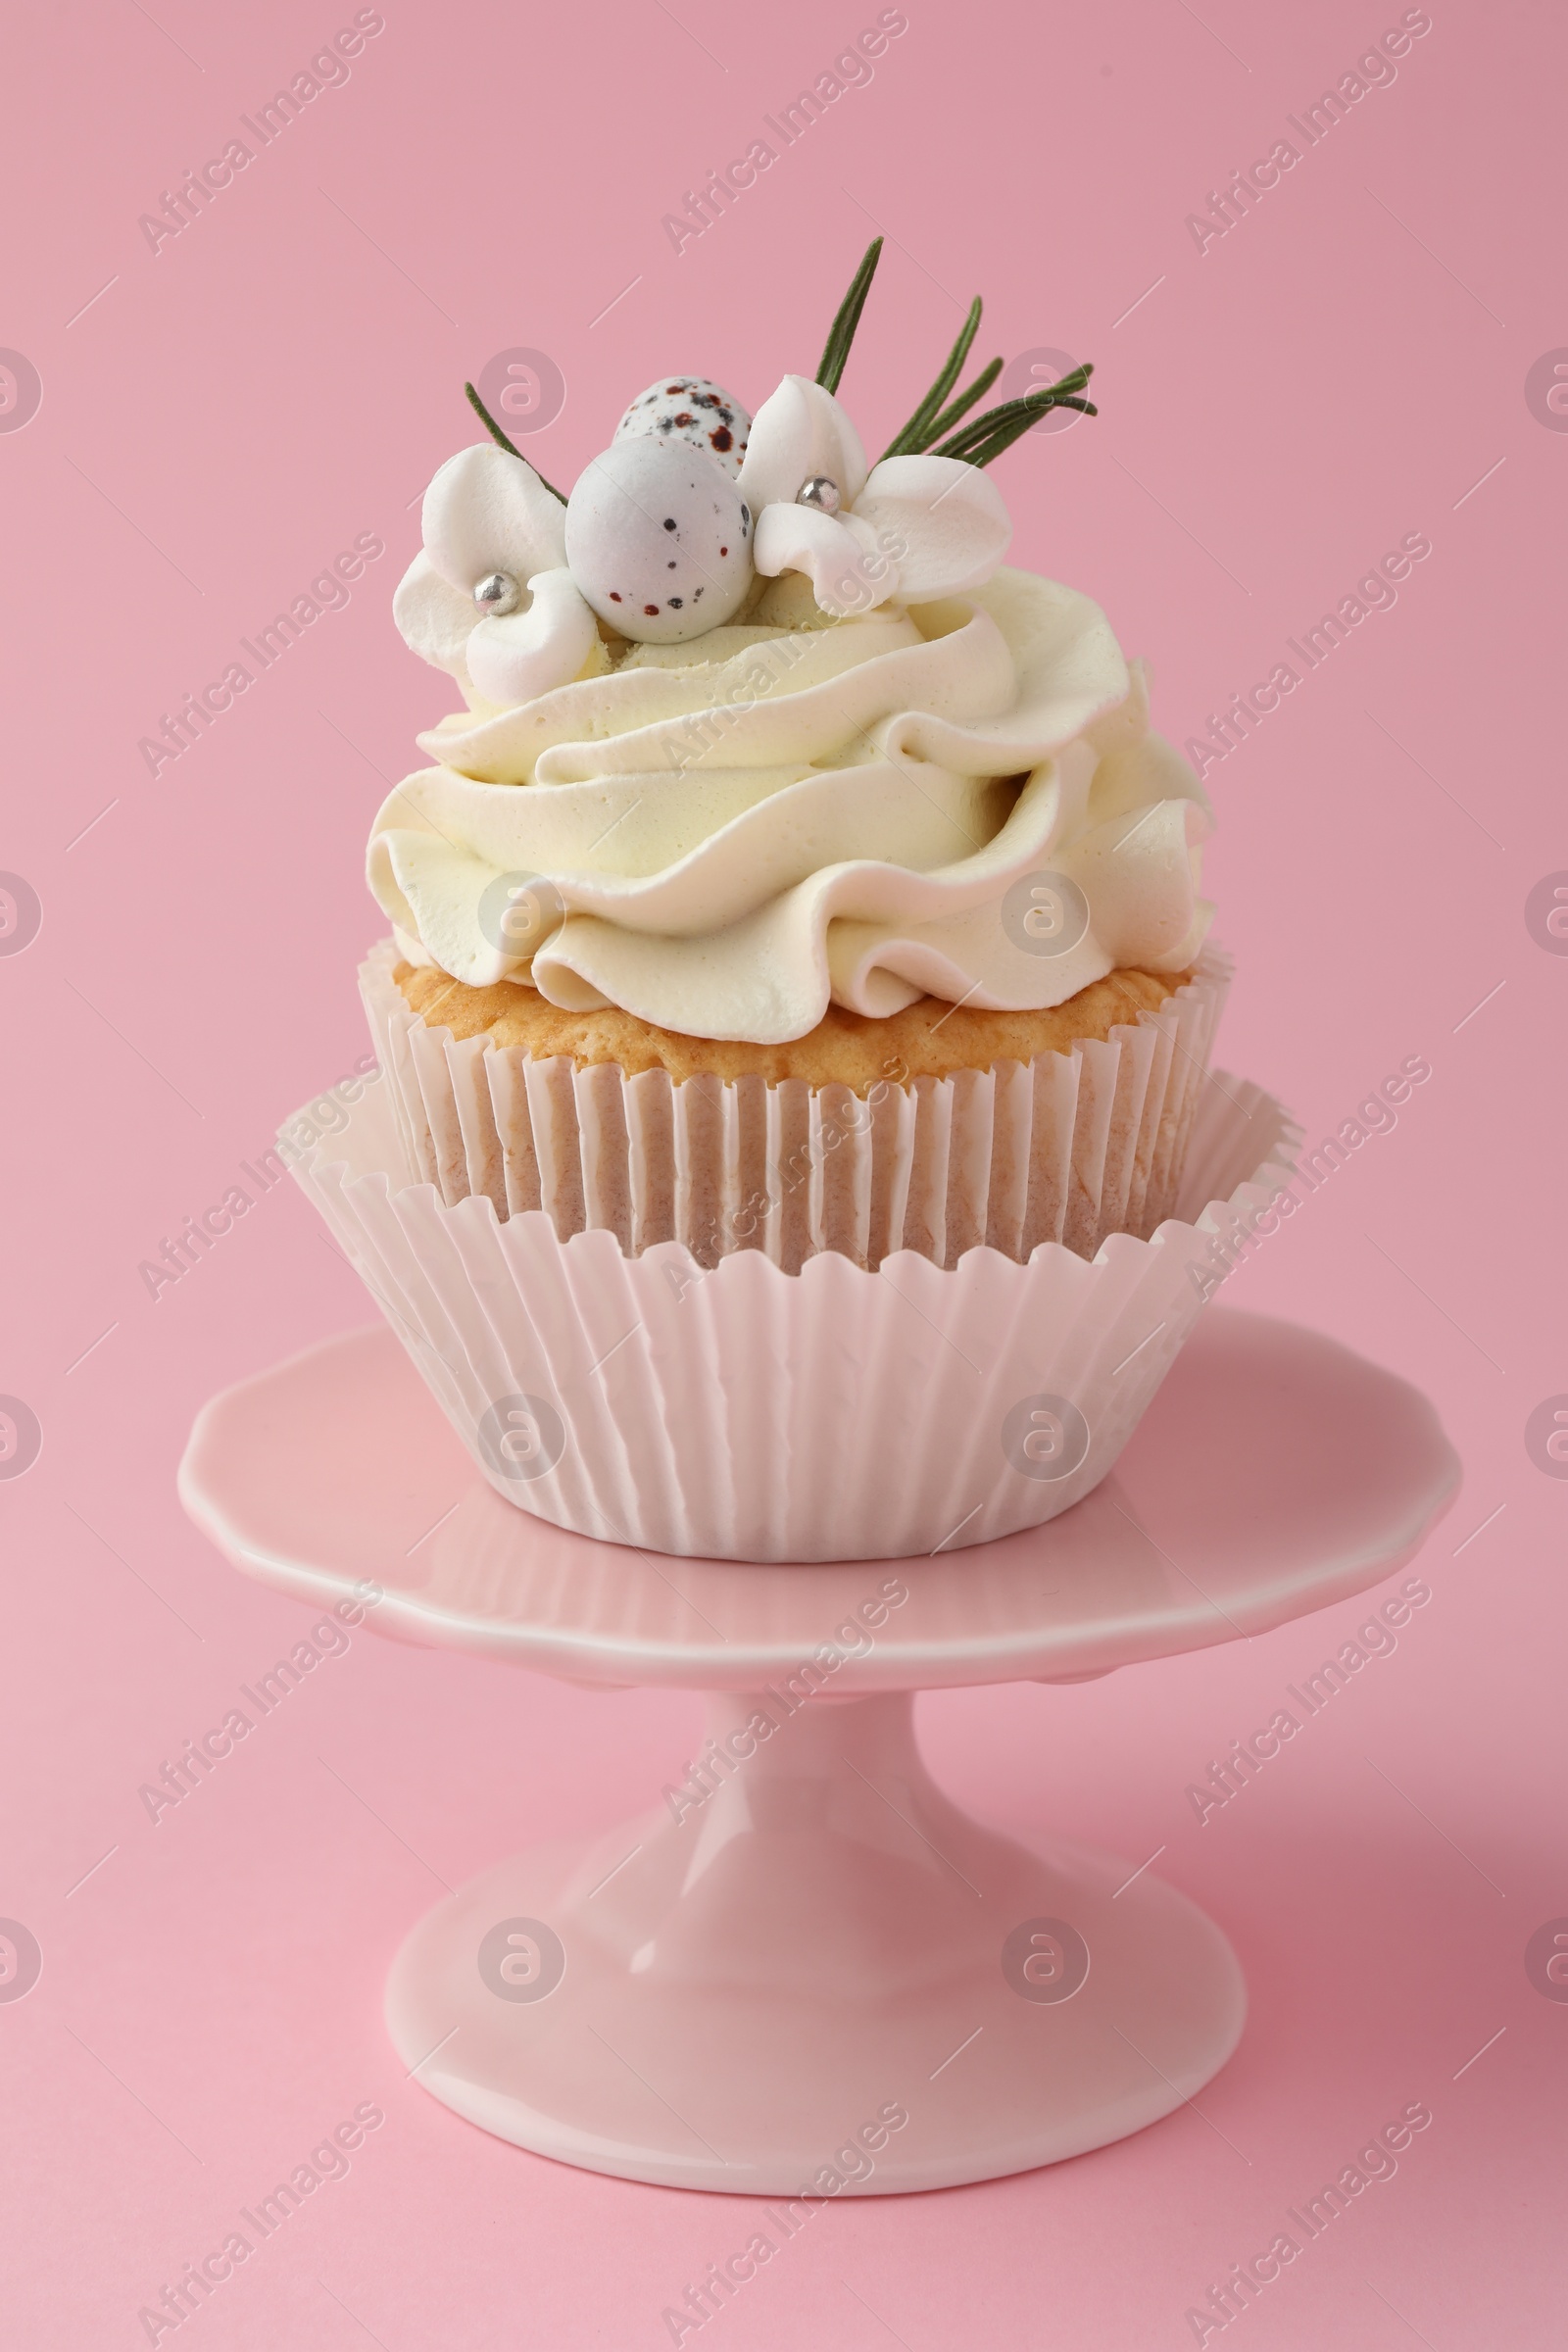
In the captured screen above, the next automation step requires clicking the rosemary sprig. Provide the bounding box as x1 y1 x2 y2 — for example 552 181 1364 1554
922 354 1004 445
880 297 984 459
815 237 883 394
932 365 1097 466
933 366 1096 446
960 407 1094 467
464 381 566 502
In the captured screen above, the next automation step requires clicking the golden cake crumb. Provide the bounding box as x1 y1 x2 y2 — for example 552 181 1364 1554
393 962 1191 1095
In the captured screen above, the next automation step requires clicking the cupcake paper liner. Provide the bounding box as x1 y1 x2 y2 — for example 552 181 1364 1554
360 941 1232 1273
288 1061 1298 1563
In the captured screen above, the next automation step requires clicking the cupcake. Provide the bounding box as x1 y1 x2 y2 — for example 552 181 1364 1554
293 243 1294 1559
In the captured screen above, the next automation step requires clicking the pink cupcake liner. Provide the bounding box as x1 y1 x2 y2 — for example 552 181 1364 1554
360 941 1231 1274
287 1061 1297 1562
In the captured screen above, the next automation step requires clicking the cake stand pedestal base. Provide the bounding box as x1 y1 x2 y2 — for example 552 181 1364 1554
179 1308 1460 2193
385 1688 1242 2193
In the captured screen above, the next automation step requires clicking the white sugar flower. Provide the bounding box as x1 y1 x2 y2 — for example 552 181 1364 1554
393 445 598 707
736 374 1012 618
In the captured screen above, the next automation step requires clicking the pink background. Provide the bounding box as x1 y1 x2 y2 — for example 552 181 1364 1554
3 0 1565 2343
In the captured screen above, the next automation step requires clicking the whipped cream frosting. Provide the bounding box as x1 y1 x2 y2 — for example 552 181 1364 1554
368 565 1212 1045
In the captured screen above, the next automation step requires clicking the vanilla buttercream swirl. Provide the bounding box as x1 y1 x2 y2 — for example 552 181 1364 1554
367 567 1213 1045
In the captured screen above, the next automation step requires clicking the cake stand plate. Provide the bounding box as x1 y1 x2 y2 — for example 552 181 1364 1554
179 1307 1458 2194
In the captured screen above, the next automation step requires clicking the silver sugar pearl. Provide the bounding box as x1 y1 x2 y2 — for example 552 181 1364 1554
473 570 520 616
797 475 842 515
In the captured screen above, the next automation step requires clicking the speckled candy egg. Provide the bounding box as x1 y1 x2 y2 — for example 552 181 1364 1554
564 439 754 644
613 375 751 475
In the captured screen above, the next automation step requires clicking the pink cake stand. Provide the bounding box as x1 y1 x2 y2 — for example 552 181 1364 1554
178 1305 1457 2195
